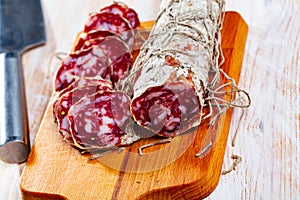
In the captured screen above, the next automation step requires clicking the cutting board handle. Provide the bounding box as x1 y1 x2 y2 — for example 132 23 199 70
0 51 30 164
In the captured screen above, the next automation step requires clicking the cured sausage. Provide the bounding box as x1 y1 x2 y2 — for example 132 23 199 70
127 0 225 136
84 12 135 49
80 36 132 89
68 91 131 149
54 46 111 92
54 79 112 141
100 2 140 29
55 35 132 92
130 80 201 137
52 77 112 113
72 30 115 52
52 3 143 153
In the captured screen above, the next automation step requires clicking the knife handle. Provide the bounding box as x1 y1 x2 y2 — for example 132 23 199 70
0 51 30 164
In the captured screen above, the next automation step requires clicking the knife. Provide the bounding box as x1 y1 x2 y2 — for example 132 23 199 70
0 0 46 164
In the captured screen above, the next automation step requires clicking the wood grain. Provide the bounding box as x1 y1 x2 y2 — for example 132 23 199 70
20 12 248 200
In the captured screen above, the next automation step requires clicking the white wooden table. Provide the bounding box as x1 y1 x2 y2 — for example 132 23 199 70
0 0 299 199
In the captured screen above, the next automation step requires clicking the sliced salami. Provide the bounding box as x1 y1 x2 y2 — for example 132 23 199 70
52 77 112 109
68 91 131 149
100 2 140 29
54 46 111 92
84 12 135 49
72 30 115 52
54 81 112 141
81 36 132 89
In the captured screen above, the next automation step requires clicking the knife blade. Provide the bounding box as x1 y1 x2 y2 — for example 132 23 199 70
0 0 46 164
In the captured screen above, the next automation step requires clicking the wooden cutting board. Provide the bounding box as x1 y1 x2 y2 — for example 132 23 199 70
20 11 248 200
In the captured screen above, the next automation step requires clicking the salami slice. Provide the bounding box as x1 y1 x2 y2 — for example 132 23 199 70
68 91 131 149
84 12 135 49
54 81 112 141
54 45 111 92
52 77 112 114
100 2 140 29
81 36 132 89
72 30 115 52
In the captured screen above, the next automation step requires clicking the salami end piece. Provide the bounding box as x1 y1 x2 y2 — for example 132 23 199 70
68 91 131 149
131 81 202 137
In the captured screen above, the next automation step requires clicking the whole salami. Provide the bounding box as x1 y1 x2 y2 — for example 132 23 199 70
126 0 226 136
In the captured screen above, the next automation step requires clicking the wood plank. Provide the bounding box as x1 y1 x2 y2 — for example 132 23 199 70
20 11 248 200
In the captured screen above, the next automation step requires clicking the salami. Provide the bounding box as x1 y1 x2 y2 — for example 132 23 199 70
80 36 132 89
100 2 140 29
52 1 250 159
131 80 201 137
84 12 135 49
54 79 112 141
54 46 111 92
68 91 131 149
52 77 112 114
127 0 225 136
72 30 115 52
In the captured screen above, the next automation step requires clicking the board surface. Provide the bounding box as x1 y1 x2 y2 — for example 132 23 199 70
20 12 248 200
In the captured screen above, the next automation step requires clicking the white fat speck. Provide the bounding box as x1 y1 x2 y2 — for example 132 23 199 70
102 22 109 30
110 24 117 32
179 105 187 113
146 91 164 100
84 57 97 69
134 101 141 110
99 125 111 134
77 79 85 86
100 107 107 115
165 117 181 130
171 95 177 101
156 110 167 122
61 100 68 107
102 116 114 124
85 123 92 133
121 31 128 40
166 108 171 115
122 95 128 103
65 73 73 84
85 111 92 116
93 47 105 57
61 118 69 129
